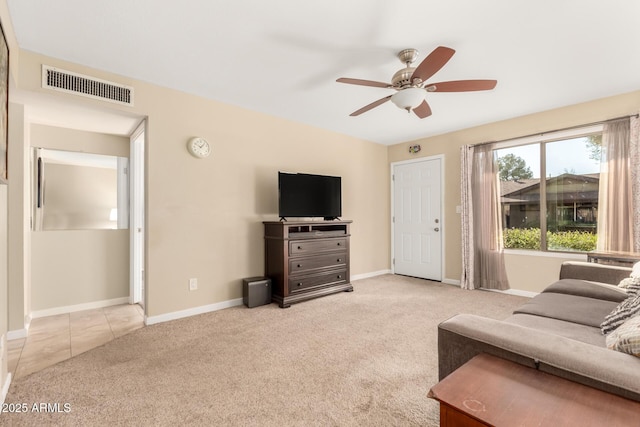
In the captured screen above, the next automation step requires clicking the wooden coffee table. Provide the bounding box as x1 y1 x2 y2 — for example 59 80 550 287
428 353 640 427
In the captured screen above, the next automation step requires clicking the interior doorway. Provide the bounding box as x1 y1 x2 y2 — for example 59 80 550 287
391 156 443 281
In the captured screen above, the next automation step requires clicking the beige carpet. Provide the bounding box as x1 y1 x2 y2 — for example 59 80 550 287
1 274 527 426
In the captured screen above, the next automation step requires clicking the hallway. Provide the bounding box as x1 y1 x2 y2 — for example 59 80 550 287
7 304 144 379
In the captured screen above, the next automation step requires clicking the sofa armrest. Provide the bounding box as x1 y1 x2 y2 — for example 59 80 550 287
438 314 640 401
559 261 631 285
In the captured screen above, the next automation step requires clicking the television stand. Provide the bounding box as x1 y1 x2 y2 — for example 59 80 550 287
263 220 353 308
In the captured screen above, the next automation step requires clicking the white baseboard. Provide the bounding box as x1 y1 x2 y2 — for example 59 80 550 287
440 278 536 297
145 298 244 326
30 297 130 319
8 313 32 341
1 373 11 406
143 268 454 326
351 270 391 281
484 288 539 298
7 329 27 341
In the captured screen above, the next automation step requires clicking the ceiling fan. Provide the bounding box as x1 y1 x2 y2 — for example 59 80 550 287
336 46 497 119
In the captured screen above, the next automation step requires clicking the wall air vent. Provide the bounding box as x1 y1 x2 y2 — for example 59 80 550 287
42 65 134 106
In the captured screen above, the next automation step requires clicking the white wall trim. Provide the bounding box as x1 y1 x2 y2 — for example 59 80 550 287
1 373 11 406
144 269 394 326
143 269 394 327
442 278 536 297
7 314 31 340
484 288 539 298
7 329 28 340
30 297 130 319
504 249 587 260
351 270 391 281
145 298 244 326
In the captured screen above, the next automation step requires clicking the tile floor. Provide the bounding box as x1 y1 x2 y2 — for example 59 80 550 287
7 304 144 380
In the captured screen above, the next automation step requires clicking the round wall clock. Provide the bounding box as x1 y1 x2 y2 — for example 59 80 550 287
186 137 211 158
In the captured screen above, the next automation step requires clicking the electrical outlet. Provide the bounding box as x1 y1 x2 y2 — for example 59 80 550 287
189 278 198 291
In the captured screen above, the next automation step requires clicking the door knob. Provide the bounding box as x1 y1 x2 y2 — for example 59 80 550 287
434 227 440 232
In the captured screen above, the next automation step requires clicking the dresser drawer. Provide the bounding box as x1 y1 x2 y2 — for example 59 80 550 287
289 238 346 256
289 252 347 274
289 269 348 293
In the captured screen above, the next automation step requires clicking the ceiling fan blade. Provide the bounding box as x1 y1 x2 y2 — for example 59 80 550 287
428 79 498 92
411 46 456 82
349 95 392 116
336 78 391 88
413 100 432 119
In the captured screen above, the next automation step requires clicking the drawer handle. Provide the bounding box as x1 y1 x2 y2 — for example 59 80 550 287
337 275 342 279
337 242 341 246
297 264 302 268
337 258 342 262
297 282 303 287
297 246 302 250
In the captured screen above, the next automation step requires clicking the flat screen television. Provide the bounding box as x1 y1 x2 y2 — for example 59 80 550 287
278 172 341 220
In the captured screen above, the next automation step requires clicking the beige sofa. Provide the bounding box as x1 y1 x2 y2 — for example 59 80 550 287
438 261 640 401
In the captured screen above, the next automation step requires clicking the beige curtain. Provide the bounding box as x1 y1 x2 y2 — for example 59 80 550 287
597 118 634 252
630 115 640 252
461 144 510 290
460 146 474 289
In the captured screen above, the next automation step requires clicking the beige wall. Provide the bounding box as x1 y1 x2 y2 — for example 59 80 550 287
31 124 130 156
31 230 129 310
7 103 29 331
12 50 391 319
1 0 21 398
389 90 640 292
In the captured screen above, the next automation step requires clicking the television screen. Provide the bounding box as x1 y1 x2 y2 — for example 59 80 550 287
278 172 341 220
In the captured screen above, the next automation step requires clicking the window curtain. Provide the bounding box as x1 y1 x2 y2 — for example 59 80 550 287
461 144 510 290
631 115 640 252
597 117 634 252
460 146 474 289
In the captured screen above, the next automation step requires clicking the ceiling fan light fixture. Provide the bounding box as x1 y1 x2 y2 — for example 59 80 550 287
390 87 425 112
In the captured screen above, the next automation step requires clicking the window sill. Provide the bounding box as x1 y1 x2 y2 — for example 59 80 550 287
504 249 588 260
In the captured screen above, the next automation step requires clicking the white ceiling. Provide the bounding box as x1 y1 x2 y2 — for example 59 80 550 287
6 0 640 145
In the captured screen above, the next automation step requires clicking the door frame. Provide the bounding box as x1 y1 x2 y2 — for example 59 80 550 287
129 119 146 307
390 155 445 280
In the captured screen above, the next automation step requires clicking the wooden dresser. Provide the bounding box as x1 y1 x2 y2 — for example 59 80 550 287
263 220 353 308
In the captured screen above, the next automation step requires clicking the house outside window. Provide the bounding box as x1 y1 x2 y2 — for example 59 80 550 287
496 127 602 252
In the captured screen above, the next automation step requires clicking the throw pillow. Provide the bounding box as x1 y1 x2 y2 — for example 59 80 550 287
617 276 640 295
632 261 640 278
601 293 640 335
627 279 640 296
606 314 640 357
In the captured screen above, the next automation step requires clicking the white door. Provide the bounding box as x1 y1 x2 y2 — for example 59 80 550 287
130 122 145 306
392 158 442 281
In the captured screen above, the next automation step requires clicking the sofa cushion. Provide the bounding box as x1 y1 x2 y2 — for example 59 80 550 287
606 315 640 357
559 261 632 286
506 313 606 347
601 294 640 335
438 314 640 400
513 293 619 328
543 279 628 303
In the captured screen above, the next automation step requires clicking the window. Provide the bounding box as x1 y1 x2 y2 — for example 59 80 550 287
496 128 602 252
